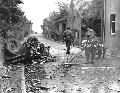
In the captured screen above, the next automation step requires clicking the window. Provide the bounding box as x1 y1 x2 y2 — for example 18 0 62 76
75 31 78 39
77 30 79 39
110 14 116 34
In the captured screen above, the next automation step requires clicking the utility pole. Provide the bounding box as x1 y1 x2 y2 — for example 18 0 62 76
78 11 81 46
69 0 82 45
76 11 81 46
103 0 106 43
68 0 75 30
76 0 82 46
101 0 105 43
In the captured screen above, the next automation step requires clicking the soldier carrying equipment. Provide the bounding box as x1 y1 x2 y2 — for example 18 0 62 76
63 26 74 54
81 28 107 64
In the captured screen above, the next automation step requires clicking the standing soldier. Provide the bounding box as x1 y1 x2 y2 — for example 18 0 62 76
63 26 74 54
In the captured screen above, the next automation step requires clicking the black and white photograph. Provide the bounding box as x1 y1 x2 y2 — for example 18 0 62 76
0 0 120 93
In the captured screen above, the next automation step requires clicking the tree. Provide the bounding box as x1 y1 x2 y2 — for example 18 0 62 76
76 0 104 37
57 2 69 18
41 0 104 39
41 2 69 40
0 0 25 38
0 0 24 23
76 0 104 20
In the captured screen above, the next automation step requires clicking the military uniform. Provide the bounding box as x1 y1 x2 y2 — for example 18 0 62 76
82 27 107 63
90 40 98 62
63 28 74 54
81 39 98 63
96 43 106 59
81 40 91 62
82 28 99 63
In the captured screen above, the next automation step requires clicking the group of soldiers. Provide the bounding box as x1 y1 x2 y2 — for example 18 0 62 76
63 26 107 64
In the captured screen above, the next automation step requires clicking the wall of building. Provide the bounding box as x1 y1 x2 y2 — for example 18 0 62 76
23 22 32 37
105 0 120 50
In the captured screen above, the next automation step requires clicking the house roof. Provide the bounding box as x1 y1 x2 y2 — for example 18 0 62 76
23 16 32 24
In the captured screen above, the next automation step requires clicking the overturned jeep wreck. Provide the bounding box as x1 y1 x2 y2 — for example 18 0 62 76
4 36 54 66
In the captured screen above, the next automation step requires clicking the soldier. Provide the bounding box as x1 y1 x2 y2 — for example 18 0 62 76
86 28 98 42
63 26 74 54
82 28 98 63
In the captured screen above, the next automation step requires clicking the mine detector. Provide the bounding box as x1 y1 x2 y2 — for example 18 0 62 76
3 31 52 66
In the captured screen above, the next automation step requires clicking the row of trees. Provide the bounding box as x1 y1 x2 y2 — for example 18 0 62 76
0 0 27 39
41 0 104 41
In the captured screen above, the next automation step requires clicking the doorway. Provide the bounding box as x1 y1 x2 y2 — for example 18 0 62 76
62 23 66 33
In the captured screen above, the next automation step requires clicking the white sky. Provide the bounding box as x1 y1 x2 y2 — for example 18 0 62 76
20 0 71 33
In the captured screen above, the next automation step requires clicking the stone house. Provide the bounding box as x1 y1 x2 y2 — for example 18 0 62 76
42 0 82 43
63 0 120 49
42 18 52 39
23 20 33 38
104 0 120 51
54 16 67 40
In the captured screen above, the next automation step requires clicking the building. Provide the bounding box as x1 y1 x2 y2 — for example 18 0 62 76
42 18 52 39
23 20 33 37
104 0 120 51
54 16 67 40
55 0 81 44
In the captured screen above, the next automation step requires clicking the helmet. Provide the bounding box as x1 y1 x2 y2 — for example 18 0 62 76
87 28 90 31
67 26 70 30
87 29 96 36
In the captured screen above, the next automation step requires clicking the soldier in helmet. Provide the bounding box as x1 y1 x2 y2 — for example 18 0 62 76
86 28 98 42
63 26 74 54
82 28 98 63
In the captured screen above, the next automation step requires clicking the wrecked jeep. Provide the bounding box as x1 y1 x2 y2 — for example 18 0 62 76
4 35 54 66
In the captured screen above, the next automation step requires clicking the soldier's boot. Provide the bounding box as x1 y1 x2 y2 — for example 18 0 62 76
66 44 71 54
66 51 70 54
66 50 70 54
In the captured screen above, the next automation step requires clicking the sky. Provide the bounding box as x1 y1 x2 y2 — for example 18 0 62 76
20 0 71 34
